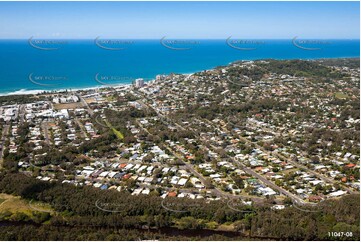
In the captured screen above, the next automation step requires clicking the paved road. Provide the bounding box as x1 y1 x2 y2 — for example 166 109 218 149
75 118 88 139
204 118 358 199
79 95 94 116
186 123 306 204
135 93 284 203
19 104 26 124
219 118 355 193
271 149 355 194
41 122 50 145
137 91 311 204
136 118 229 199
223 122 356 195
0 124 10 168
137 90 348 204
157 114 301 203
85 89 304 204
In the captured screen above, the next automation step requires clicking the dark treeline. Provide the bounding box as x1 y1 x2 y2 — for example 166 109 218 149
174 98 289 122
0 95 37 106
0 172 359 241
260 59 346 79
319 58 360 69
223 59 349 84
0 173 248 224
0 224 247 241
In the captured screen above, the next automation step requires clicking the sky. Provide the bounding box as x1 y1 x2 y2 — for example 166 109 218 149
0 1 359 39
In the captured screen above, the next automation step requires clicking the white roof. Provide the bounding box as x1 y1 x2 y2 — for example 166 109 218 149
178 178 188 186
329 190 347 197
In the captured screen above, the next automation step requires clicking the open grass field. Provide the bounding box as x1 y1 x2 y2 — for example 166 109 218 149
335 92 349 99
53 102 85 110
0 193 54 215
282 168 298 175
105 120 124 140
84 97 97 104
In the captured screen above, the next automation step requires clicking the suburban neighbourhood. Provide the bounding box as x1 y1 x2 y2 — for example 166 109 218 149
0 59 359 211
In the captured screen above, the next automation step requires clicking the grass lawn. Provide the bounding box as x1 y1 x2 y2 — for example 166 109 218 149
282 168 298 175
105 120 124 140
335 92 349 99
106 96 117 102
0 193 54 216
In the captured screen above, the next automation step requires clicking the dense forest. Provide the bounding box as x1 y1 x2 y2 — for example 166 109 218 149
0 172 359 240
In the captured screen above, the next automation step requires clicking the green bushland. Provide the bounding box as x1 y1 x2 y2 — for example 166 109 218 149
0 172 359 241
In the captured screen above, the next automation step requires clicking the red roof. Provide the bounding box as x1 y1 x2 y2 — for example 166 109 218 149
345 163 356 168
309 195 322 202
167 192 177 197
122 174 131 180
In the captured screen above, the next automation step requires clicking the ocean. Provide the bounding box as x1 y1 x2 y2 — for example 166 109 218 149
0 39 359 96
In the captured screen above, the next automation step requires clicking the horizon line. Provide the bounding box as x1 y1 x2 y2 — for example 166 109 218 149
0 38 360 40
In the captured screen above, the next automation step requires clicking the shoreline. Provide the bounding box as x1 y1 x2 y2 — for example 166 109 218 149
0 56 359 98
0 83 134 97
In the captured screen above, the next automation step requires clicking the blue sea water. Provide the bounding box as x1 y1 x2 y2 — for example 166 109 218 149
0 39 359 95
